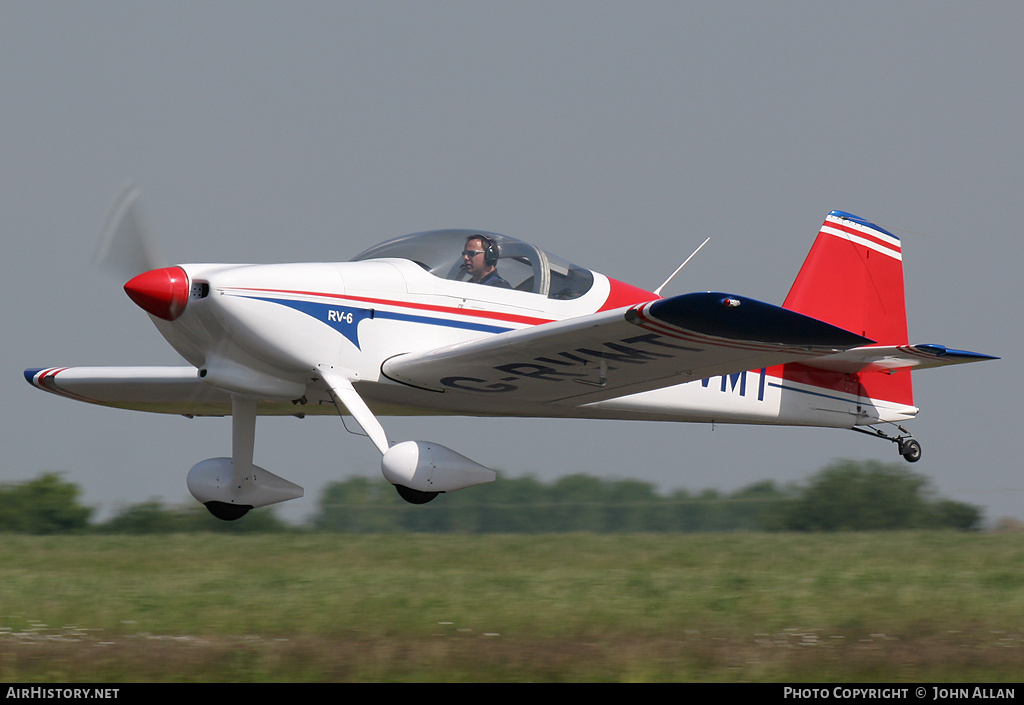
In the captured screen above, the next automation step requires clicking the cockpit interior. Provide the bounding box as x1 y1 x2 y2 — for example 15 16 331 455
351 229 595 300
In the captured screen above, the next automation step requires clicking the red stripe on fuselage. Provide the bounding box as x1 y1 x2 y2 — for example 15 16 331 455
231 275 656 329
228 288 555 327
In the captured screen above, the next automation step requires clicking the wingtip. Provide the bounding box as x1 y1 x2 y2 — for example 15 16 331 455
24 367 68 392
914 344 1000 362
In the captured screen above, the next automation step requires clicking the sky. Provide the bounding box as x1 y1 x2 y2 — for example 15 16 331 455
3 2 1019 525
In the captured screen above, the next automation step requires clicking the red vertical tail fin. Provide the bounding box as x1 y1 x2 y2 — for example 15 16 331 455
782 211 912 407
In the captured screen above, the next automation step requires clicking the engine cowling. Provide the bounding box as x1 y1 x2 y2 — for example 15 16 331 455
381 441 496 494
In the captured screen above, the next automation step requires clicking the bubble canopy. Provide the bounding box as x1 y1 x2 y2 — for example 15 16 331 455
350 229 595 300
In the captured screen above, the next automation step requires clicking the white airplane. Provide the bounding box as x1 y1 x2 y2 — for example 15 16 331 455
26 187 997 519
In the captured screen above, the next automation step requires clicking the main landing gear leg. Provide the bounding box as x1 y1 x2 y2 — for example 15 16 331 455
320 367 438 504
852 425 922 463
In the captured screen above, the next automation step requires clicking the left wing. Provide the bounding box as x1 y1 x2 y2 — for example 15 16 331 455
382 292 872 405
27 366 235 416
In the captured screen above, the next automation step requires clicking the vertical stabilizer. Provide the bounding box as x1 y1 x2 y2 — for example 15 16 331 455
782 211 912 407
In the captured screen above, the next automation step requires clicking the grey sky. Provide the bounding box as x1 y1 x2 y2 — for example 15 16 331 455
3 2 1018 524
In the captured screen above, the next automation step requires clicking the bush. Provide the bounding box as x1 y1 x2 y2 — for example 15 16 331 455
0 473 92 533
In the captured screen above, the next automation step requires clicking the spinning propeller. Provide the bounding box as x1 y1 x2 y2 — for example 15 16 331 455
94 182 166 280
94 184 189 321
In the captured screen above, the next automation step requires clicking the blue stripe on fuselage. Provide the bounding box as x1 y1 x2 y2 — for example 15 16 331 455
236 295 513 349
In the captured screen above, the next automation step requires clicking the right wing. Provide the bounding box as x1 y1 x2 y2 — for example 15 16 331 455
382 291 872 406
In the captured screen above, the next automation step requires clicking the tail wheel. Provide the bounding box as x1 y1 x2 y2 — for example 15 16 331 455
853 426 923 463
899 439 922 463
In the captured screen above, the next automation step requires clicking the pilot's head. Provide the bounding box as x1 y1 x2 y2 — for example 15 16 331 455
462 235 497 282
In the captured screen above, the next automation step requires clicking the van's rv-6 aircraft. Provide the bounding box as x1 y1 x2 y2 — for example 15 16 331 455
26 188 997 519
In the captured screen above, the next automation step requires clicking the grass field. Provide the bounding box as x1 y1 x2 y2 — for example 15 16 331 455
0 532 1021 682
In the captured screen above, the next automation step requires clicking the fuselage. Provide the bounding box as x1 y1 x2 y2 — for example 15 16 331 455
137 227 915 429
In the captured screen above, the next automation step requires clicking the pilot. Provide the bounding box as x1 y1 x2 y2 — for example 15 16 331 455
461 235 511 288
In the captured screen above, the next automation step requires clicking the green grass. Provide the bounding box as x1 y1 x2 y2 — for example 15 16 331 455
0 532 1021 682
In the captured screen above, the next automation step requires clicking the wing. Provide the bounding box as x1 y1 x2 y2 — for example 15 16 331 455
25 366 232 415
382 292 872 406
24 366 327 417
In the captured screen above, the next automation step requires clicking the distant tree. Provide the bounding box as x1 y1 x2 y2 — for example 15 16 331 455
308 463 982 534
98 499 293 533
468 474 549 533
314 476 404 533
0 473 92 533
930 499 982 531
603 479 664 532
719 480 788 531
547 474 611 531
767 460 982 531
667 488 726 532
99 500 189 534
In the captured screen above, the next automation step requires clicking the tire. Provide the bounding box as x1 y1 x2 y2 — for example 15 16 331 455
900 439 922 463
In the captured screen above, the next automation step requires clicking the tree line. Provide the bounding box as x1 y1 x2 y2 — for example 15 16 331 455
0 460 982 534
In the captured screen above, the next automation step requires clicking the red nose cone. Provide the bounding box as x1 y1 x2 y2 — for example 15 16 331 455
124 266 189 321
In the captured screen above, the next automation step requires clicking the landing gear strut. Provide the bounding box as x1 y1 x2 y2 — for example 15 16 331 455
852 425 922 463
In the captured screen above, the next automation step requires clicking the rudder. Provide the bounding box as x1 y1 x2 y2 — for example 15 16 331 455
782 211 912 408
784 211 908 344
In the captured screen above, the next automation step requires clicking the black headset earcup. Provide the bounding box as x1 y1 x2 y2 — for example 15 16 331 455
482 236 498 266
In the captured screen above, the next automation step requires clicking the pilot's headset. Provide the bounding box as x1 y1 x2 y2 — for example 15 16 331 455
474 235 500 267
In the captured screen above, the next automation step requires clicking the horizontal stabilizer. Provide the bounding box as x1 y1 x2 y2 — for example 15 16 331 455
802 344 999 374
